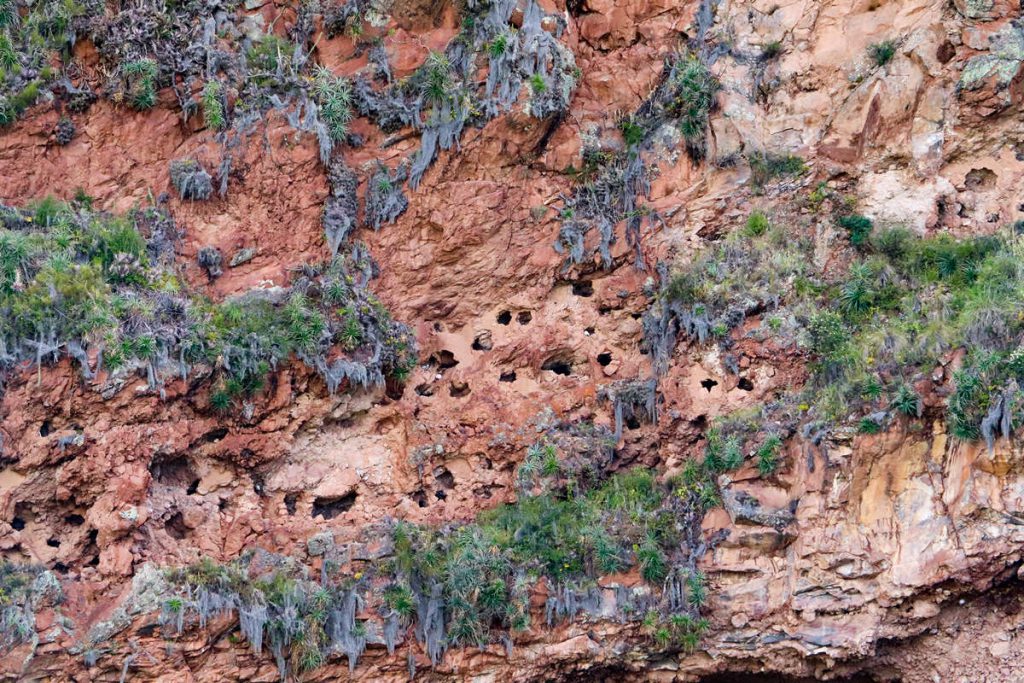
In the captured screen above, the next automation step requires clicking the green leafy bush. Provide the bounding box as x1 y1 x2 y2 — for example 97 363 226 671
868 40 897 66
387 463 710 654
838 214 873 248
666 53 720 160
749 153 806 188
0 200 416 406
756 434 782 476
201 80 225 130
649 199 1024 443
744 210 770 237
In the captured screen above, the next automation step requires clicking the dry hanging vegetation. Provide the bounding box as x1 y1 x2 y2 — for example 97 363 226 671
0 196 416 404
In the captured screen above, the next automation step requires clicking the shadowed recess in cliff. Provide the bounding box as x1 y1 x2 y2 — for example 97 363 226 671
0 197 416 407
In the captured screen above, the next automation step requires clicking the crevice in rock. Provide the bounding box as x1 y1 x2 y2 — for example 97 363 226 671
434 467 455 489
700 378 719 392
597 352 612 366
542 356 573 376
572 280 594 297
150 456 197 489
312 492 357 520
165 511 187 540
472 331 493 351
499 370 517 382
199 427 229 444
738 377 754 391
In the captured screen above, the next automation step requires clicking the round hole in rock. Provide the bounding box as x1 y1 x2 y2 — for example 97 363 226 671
435 350 459 369
165 512 187 540
64 514 85 526
313 492 357 520
700 378 719 392
965 167 997 191
435 489 447 500
415 383 435 397
625 415 641 430
738 377 754 391
597 352 613 366
542 356 573 376
434 467 455 489
517 311 532 325
284 493 298 516
572 280 594 297
472 331 493 351
433 322 444 332
496 310 512 325
151 456 197 489
690 414 708 429
46 538 61 548
499 370 517 382
449 381 471 398
385 377 405 400
412 490 428 508
936 39 955 63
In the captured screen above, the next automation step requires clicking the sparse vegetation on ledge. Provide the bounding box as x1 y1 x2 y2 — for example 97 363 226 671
0 197 415 404
645 194 1024 449
158 461 712 679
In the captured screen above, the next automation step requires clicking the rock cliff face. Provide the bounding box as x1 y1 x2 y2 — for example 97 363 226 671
2 0 1024 681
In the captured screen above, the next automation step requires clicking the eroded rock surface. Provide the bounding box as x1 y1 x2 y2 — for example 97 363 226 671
3 0 1024 681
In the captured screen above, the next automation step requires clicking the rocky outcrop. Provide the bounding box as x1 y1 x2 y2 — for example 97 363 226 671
2 0 1024 681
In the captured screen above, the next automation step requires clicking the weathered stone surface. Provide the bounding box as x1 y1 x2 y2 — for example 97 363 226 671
3 0 1024 681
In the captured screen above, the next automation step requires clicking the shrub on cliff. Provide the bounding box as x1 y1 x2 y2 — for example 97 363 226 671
122 58 158 110
0 200 416 405
645 204 1024 446
868 40 897 67
159 457 713 675
169 159 214 201
1 562 56 650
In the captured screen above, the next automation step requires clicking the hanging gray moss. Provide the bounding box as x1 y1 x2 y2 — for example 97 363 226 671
365 162 409 230
554 53 719 271
0 200 416 404
323 160 359 257
197 246 223 279
169 159 214 201
598 378 660 441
